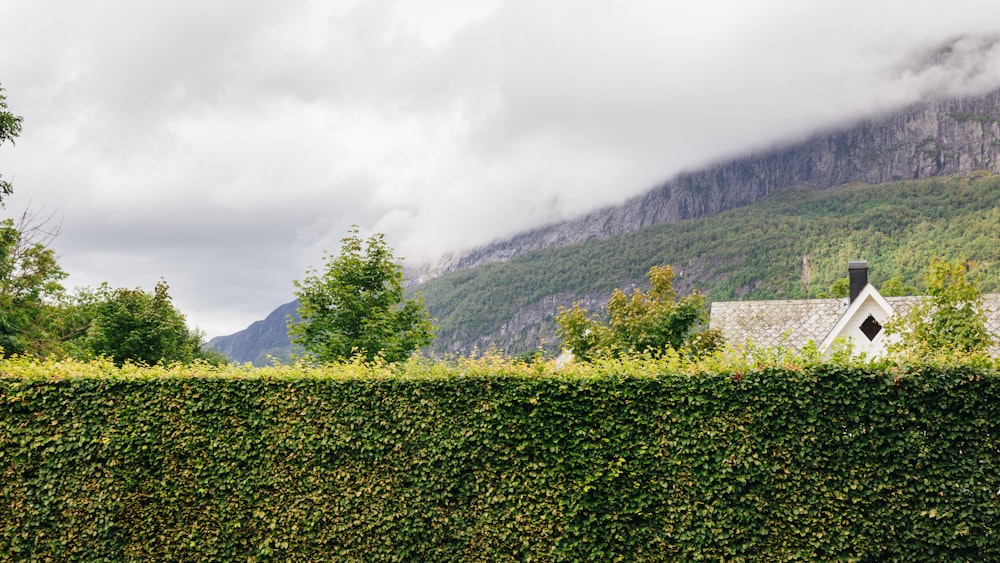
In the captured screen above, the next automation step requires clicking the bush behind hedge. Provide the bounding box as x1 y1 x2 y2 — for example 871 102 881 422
1 359 998 561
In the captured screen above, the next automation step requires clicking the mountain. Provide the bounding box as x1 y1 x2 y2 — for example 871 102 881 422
209 90 1000 361
418 90 1000 280
420 173 1000 355
207 301 300 365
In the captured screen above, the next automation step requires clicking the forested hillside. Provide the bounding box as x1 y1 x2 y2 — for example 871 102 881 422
421 172 1000 355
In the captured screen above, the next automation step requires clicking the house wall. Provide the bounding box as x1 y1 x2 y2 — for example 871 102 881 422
828 295 897 357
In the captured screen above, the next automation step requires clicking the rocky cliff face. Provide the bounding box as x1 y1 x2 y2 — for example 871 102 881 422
421 91 1000 279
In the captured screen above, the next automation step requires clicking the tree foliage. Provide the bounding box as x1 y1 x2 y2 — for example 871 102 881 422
0 83 217 365
879 275 917 297
0 210 68 357
0 84 23 203
0 211 214 366
887 257 993 358
290 227 434 363
825 277 850 298
0 89 68 357
556 265 719 361
83 279 220 366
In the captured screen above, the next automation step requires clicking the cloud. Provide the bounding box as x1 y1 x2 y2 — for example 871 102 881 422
2 0 1000 337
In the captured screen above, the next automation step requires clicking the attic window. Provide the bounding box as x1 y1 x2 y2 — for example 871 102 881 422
860 314 882 341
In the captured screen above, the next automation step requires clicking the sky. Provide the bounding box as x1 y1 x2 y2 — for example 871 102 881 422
3 0 1000 339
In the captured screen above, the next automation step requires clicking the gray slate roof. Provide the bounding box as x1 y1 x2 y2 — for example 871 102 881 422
710 293 1000 350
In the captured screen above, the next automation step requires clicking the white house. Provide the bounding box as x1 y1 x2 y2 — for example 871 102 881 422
709 261 1000 357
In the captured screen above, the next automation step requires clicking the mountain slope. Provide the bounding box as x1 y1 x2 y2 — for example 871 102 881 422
419 173 1000 355
421 90 1000 280
207 301 300 365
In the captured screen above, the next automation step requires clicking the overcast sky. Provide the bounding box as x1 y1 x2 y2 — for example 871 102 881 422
3 1 1000 338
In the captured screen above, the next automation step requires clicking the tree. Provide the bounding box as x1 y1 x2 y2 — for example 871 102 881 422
84 279 220 366
556 265 719 361
0 84 23 203
0 209 68 357
886 257 992 358
817 276 850 299
828 277 850 298
0 91 81 358
0 85 219 365
879 275 916 297
290 226 434 363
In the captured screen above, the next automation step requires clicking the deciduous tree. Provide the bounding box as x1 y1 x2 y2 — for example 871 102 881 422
290 226 434 363
84 279 219 365
556 265 719 361
0 90 78 357
879 275 916 297
0 84 23 203
0 209 68 357
887 257 992 358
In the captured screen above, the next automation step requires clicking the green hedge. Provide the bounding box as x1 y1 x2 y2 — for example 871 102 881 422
2 364 998 561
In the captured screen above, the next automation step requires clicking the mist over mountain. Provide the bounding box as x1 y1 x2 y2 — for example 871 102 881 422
417 89 1000 282
209 88 1000 361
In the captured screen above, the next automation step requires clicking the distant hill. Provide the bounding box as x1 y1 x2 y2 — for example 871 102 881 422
207 301 300 365
209 90 1000 362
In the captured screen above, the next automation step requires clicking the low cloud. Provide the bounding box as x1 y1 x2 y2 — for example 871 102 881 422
2 0 1000 336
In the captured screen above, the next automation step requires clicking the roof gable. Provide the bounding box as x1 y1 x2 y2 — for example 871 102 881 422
818 284 895 355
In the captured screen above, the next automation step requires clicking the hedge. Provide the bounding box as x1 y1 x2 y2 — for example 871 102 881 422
1 362 998 561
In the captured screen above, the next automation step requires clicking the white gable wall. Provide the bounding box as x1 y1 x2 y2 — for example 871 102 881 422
819 285 898 357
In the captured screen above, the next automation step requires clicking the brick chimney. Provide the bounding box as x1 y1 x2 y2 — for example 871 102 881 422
848 260 868 304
